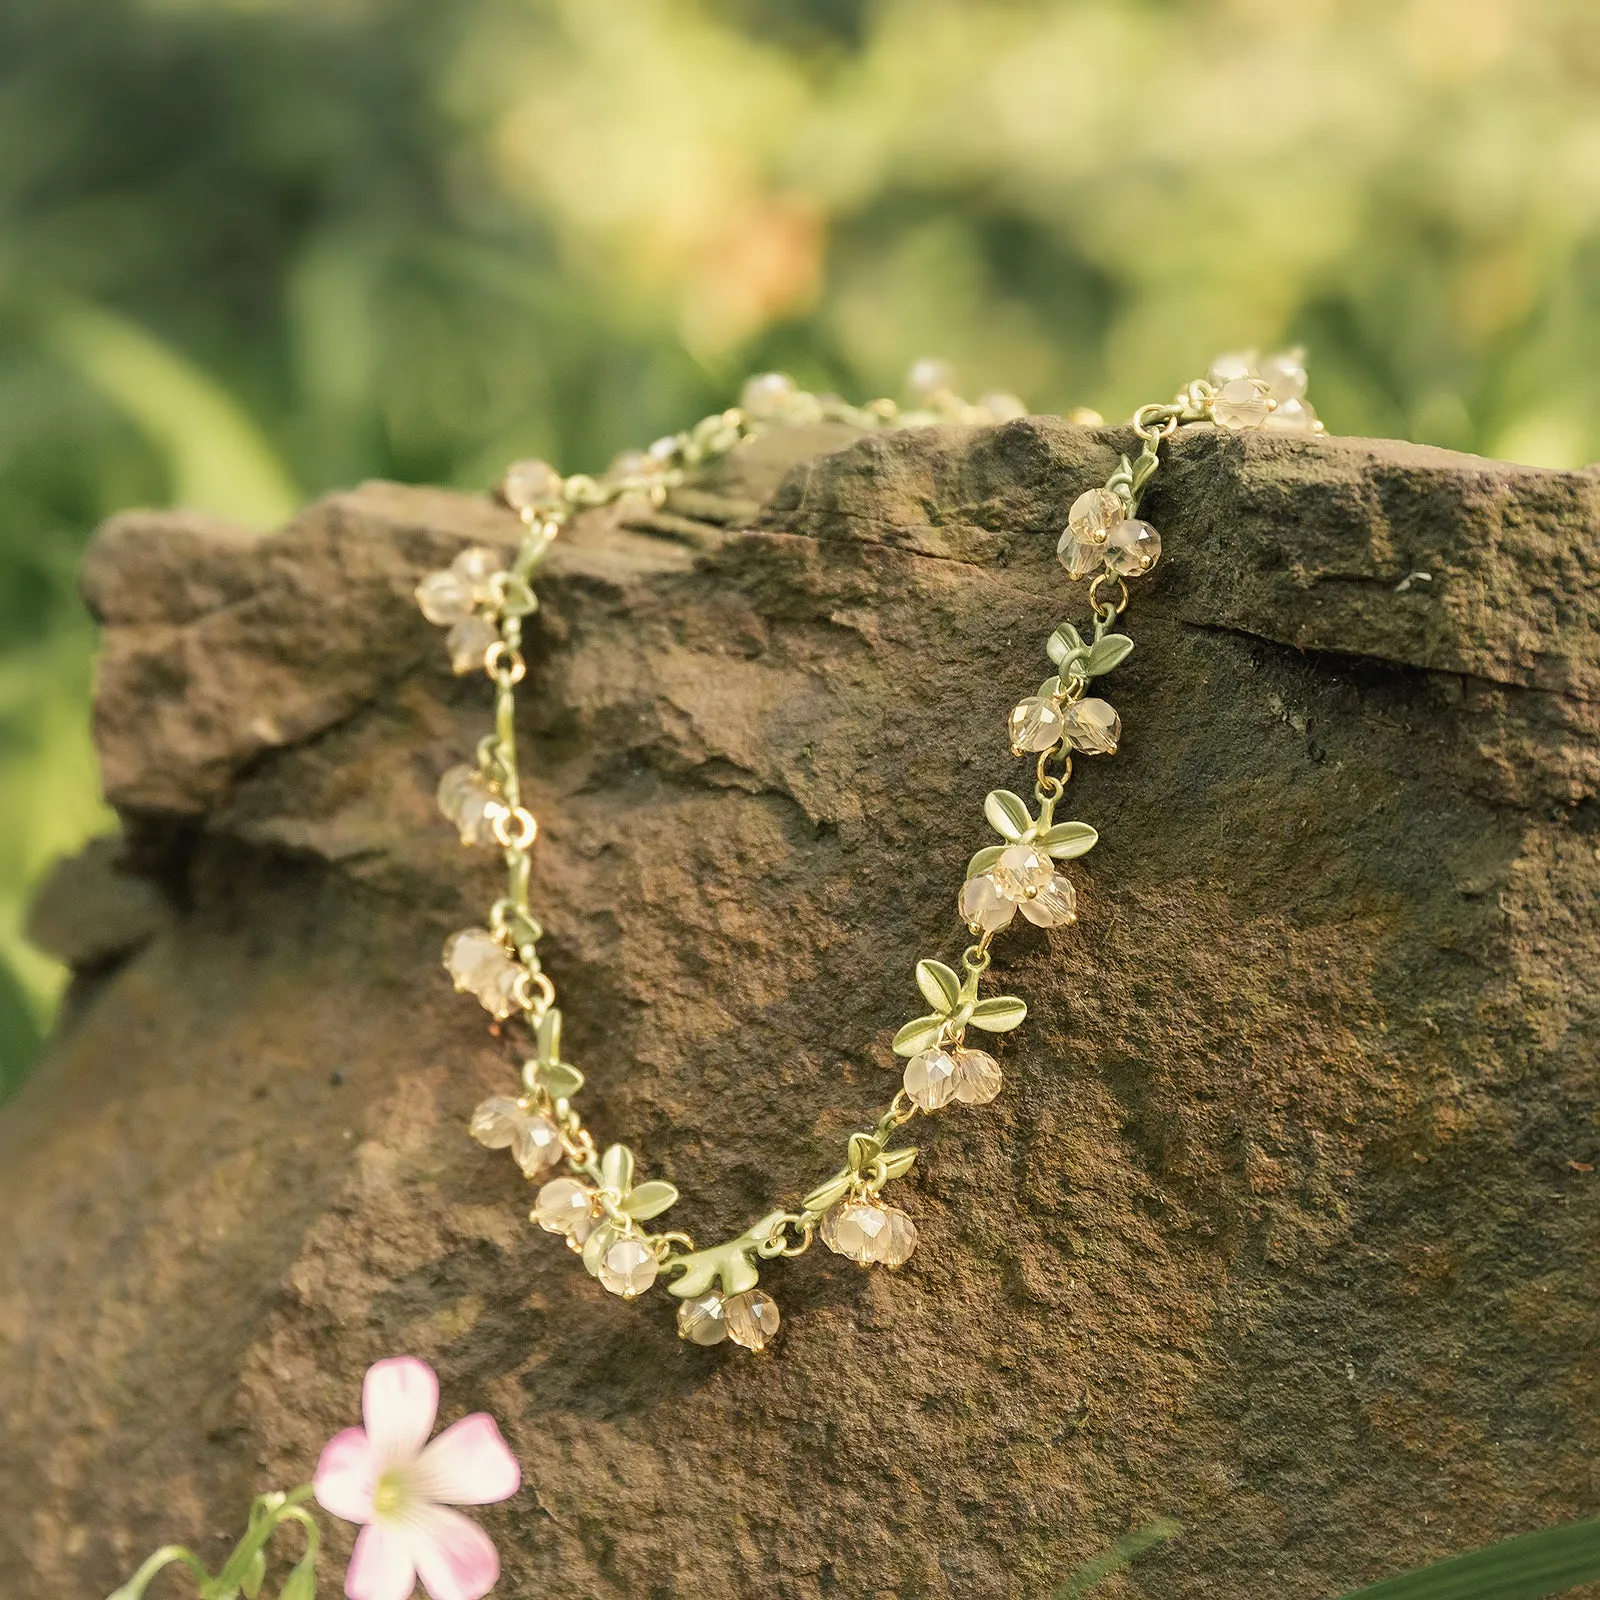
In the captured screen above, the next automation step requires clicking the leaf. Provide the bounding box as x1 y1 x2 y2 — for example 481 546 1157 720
1084 634 1134 676
984 790 1033 842
666 1225 772 1298
1332 1517 1600 1600
802 1172 853 1213
1046 623 1086 667
848 1132 883 1172
1054 1518 1182 1599
535 1007 562 1062
1037 675 1063 700
621 1180 679 1221
879 1146 918 1181
242 1550 267 1599
967 844 1005 879
968 995 1028 1033
915 959 962 1014
892 1014 946 1057
538 1060 585 1100
581 1220 617 1278
1037 821 1099 860
599 1144 634 1192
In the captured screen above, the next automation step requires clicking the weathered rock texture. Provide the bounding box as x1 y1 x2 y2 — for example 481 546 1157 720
3 420 1599 1600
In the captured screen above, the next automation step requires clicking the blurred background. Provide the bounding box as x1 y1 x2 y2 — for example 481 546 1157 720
3 0 1600 1095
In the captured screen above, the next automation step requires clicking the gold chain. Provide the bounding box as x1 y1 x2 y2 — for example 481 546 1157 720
418 352 1323 1352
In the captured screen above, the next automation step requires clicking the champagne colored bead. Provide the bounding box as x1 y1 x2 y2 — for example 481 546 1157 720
415 569 475 626
1213 377 1271 430
724 1288 780 1351
980 391 1027 422
1067 487 1123 544
436 764 499 845
952 1048 1003 1105
1104 519 1161 577
905 1047 959 1110
907 358 955 401
824 1201 891 1264
445 928 509 995
533 1178 594 1236
501 458 564 513
1009 696 1065 753
451 546 503 589
876 1205 919 1268
1018 874 1076 928
1208 350 1257 386
1259 350 1308 402
510 1112 563 1176
1062 698 1120 754
740 371 797 419
598 1237 659 1299
991 844 1053 901
1264 397 1319 434
959 872 1015 933
446 615 500 675
677 1292 729 1345
469 1096 528 1152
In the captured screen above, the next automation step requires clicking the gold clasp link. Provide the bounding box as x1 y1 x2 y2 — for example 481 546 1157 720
484 641 526 684
491 805 538 850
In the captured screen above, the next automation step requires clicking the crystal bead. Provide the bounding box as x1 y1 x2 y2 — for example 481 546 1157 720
512 1113 562 1176
905 1047 959 1111
1103 519 1161 578
1019 874 1077 928
444 928 509 995
533 1177 594 1235
979 391 1027 422
876 1206 918 1268
677 1292 729 1346
823 1201 892 1265
436 764 501 845
959 872 1014 933
1259 350 1308 402
1066 487 1123 545
483 961 527 1020
740 371 797 420
1062 698 1120 755
451 546 503 590
446 615 499 675
415 569 475 626
501 459 564 514
1264 397 1319 435
469 1097 528 1152
1207 351 1258 387
1213 377 1270 430
991 843 1054 901
723 1288 780 1351
1057 527 1105 581
598 1237 658 1299
1008 696 1065 753
605 448 656 483
952 1048 1002 1105
907 358 955 401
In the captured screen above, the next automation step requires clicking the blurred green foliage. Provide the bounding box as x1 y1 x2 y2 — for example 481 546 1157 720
4 0 1600 1090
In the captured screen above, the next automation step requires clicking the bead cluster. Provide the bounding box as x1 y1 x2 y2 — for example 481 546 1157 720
418 356 1323 1351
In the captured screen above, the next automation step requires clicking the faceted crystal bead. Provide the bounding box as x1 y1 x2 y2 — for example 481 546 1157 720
446 615 500 675
1019 873 1077 928
952 1048 1003 1105
469 1099 560 1175
723 1288 780 1351
436 764 500 845
469 1097 528 1152
1103 519 1161 578
533 1177 594 1236
1057 527 1105 581
1207 351 1257 387
1067 487 1123 545
991 844 1054 901
876 1206 918 1268
1213 377 1271 430
415 569 475 626
677 1292 729 1346
483 961 527 1021
959 872 1015 933
444 928 510 996
1008 696 1065 753
1258 350 1308 402
740 371 797 419
904 1047 959 1111
512 1113 562 1176
824 1202 892 1265
501 458 564 514
598 1237 658 1299
451 546 503 592
1062 698 1121 755
1264 397 1319 435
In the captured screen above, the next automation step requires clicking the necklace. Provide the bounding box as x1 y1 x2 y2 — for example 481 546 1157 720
413 353 1323 1352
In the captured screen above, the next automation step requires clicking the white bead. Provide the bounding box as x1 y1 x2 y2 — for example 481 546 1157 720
907 358 955 401
979 391 1027 422
740 372 797 419
501 459 563 514
959 872 1015 933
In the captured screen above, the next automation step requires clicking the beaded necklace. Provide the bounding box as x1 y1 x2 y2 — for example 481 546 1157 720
415 353 1323 1352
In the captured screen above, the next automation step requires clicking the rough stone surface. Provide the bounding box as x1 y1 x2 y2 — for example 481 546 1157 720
3 420 1599 1599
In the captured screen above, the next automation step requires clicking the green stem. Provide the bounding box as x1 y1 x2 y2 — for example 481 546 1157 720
106 1545 211 1600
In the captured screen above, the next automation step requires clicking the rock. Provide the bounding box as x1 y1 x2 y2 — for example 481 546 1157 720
1 420 1597 1599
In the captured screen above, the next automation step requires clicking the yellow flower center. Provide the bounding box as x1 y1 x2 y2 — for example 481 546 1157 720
372 1469 407 1518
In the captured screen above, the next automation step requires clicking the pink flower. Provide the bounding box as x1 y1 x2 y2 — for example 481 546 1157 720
314 1357 520 1600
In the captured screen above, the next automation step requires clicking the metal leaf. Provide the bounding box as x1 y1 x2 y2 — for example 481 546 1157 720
581 1220 617 1277
535 1007 562 1062
537 1060 585 1100
848 1132 883 1172
599 1143 634 1192
1047 623 1086 667
967 995 1028 1033
666 1221 779 1298
1084 634 1134 675
984 789 1033 842
916 959 962 1014
879 1146 918 1181
802 1172 853 1213
1037 821 1099 860
621 1180 679 1221
967 844 1005 879
892 1014 946 1057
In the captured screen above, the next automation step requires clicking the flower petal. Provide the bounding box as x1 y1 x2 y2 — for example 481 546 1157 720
315 1427 378 1524
413 1414 521 1506
363 1357 439 1464
347 1519 418 1600
405 1504 500 1600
